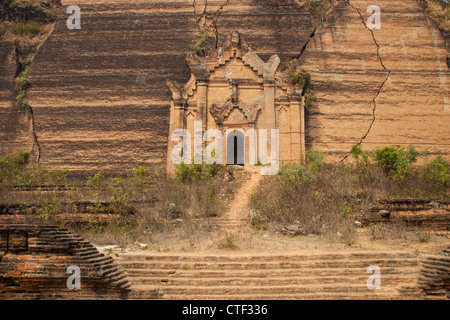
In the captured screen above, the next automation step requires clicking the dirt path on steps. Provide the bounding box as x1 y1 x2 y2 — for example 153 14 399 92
220 166 262 232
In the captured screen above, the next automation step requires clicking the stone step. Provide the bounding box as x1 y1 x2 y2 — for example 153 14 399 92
125 274 417 287
161 291 426 300
117 252 418 262
122 266 418 278
117 259 419 271
129 283 406 296
116 251 425 300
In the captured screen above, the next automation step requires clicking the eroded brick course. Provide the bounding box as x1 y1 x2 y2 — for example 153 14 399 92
0 224 131 300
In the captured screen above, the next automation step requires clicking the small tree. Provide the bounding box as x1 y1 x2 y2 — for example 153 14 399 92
422 155 450 189
372 146 418 177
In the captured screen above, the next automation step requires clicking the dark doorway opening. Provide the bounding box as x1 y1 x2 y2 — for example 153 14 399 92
226 131 244 165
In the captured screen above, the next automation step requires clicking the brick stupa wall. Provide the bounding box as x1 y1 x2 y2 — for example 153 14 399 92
1 0 448 172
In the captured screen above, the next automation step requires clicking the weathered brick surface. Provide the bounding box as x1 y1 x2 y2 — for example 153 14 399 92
24 0 315 172
362 199 450 231
301 0 449 158
418 245 450 298
1 0 448 171
0 224 131 299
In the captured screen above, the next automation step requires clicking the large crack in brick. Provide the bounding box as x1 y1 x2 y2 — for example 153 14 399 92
295 1 339 60
13 45 41 163
193 0 230 47
343 0 392 153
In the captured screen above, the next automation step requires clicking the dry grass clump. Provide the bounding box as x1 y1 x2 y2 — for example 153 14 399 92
0 152 238 247
305 0 335 23
1 0 60 23
368 222 433 243
66 164 236 245
251 148 449 244
217 233 238 250
423 0 450 33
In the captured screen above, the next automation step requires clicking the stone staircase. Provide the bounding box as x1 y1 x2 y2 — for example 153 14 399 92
212 217 251 230
116 251 427 300
0 224 131 299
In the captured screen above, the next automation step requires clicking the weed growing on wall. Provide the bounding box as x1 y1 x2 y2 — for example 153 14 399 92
193 31 215 57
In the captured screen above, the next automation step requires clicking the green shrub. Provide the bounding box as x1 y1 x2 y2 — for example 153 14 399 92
16 68 31 91
87 171 104 185
0 151 29 184
303 88 316 108
135 166 149 179
278 163 305 182
372 146 418 177
350 144 371 164
15 62 34 112
36 199 57 223
175 162 192 183
202 163 223 178
0 151 69 186
9 21 44 35
175 162 223 183
422 155 450 188
351 144 363 160
305 149 325 171
282 62 316 108
285 68 311 86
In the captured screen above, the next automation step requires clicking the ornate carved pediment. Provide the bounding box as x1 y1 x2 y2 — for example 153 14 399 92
210 92 264 124
184 31 281 82
166 74 196 103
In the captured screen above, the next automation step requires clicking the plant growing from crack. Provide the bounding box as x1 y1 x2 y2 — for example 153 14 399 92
2 1 60 163
283 60 317 108
192 31 215 57
306 0 336 23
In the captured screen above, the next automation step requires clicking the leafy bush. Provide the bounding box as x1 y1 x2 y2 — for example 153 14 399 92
303 88 317 108
87 171 104 185
16 68 31 90
285 67 311 86
251 153 449 243
279 163 305 177
135 166 149 179
422 155 450 188
0 151 69 185
175 162 224 183
283 61 316 108
9 21 44 35
305 149 325 171
351 144 371 164
372 146 418 177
